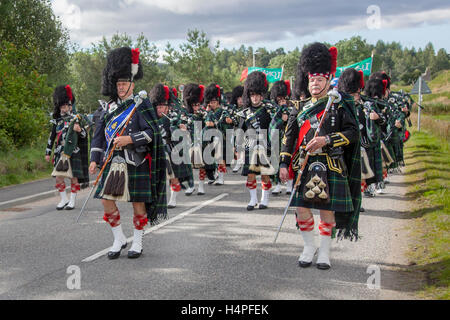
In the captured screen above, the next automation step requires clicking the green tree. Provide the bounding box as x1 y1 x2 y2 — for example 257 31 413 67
0 0 70 85
422 42 436 68
164 29 217 85
431 48 450 75
335 36 372 67
268 48 301 80
68 50 105 114
0 41 52 150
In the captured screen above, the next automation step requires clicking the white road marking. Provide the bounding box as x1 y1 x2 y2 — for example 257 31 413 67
0 190 57 207
81 193 229 263
0 182 95 209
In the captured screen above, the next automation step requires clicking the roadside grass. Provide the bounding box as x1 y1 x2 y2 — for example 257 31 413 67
0 139 53 188
431 114 450 121
410 112 450 140
404 129 450 300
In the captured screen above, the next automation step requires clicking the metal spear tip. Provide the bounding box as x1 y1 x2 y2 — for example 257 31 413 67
327 87 341 103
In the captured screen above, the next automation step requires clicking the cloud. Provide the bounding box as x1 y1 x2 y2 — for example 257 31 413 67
333 6 450 31
52 0 82 30
54 0 450 49
381 7 450 29
123 0 245 15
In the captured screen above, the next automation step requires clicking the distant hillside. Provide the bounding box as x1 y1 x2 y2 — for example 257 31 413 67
392 70 450 114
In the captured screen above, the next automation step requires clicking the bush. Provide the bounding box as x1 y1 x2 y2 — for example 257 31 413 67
0 128 13 152
0 41 52 148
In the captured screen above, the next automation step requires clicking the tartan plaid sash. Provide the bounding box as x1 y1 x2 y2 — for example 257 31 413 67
334 95 362 241
138 99 168 225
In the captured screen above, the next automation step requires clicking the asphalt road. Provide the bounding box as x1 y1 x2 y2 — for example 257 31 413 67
0 169 419 300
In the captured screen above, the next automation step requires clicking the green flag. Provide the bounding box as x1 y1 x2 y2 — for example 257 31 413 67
335 57 373 78
243 67 283 83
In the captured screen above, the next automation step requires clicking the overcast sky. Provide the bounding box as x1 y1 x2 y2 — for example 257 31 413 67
51 0 450 54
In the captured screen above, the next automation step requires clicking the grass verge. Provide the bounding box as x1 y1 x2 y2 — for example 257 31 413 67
404 129 449 299
409 112 450 140
0 139 53 188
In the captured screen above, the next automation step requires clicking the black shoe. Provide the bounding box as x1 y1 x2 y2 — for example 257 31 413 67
107 243 127 260
259 204 267 210
127 250 143 259
185 188 195 196
316 263 331 270
198 192 205 196
360 207 365 212
65 205 74 210
56 202 69 211
168 204 176 209
298 260 312 268
247 205 256 211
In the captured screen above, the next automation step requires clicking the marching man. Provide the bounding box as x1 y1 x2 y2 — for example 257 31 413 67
269 80 294 195
279 43 361 270
46 85 91 211
89 47 166 260
150 83 193 209
236 71 277 210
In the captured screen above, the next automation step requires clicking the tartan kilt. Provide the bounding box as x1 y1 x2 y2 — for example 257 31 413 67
270 135 284 183
393 141 403 163
54 150 85 180
290 155 354 212
385 141 398 168
399 140 405 162
171 161 193 182
201 139 218 172
365 144 383 184
221 136 228 164
241 146 272 177
70 151 84 179
94 150 152 203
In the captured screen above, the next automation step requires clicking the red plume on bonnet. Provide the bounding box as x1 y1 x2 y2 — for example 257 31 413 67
172 88 178 98
382 79 388 95
199 85 205 103
263 73 268 88
329 46 338 75
163 85 170 102
216 85 221 98
131 48 140 64
284 80 291 97
358 70 365 89
65 85 73 102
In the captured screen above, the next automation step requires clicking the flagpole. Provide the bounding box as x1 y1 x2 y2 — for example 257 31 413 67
370 50 374 74
281 64 285 80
